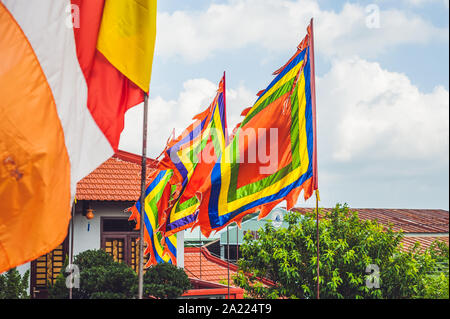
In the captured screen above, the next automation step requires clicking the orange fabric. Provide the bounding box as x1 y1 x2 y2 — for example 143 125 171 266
236 93 293 189
258 200 282 220
0 4 71 272
240 107 252 117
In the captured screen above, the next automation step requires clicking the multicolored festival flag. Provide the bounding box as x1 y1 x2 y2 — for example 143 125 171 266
196 20 318 237
0 0 157 273
158 75 229 236
128 170 177 266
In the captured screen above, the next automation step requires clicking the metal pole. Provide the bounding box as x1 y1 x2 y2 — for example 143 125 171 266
316 191 320 299
69 201 75 300
199 230 202 280
138 93 149 299
236 223 238 262
227 225 230 299
309 17 320 300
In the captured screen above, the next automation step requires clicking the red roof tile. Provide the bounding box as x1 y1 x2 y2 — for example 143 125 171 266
184 247 238 284
292 207 449 233
184 247 275 287
75 150 158 201
400 236 449 252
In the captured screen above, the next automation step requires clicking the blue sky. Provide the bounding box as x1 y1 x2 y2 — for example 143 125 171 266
119 0 449 210
154 0 449 93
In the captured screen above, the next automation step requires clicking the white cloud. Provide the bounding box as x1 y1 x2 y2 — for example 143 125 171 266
119 60 449 209
317 57 449 164
313 57 448 209
119 78 254 157
155 0 448 62
121 57 449 175
401 0 449 8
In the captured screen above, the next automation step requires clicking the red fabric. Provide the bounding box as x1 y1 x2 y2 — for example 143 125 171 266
71 0 144 151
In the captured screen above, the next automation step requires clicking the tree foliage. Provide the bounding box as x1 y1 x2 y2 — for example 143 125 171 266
49 249 192 299
0 268 30 299
49 249 137 299
234 204 449 299
142 263 191 299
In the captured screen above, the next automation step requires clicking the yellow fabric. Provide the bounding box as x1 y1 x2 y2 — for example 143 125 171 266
97 0 157 92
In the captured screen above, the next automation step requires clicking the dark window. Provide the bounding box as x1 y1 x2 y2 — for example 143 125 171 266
101 217 148 272
102 218 137 232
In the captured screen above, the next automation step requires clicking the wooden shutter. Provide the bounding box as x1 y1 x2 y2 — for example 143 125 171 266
104 237 125 263
30 237 68 298
101 218 150 272
130 236 150 272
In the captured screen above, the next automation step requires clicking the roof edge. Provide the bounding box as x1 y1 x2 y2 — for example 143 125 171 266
114 149 158 167
186 246 276 287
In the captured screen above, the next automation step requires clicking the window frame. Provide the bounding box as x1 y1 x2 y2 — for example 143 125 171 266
100 216 147 271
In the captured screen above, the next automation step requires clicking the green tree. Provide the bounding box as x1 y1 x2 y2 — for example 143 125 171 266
47 256 70 299
142 263 191 299
234 204 449 299
415 241 449 299
48 249 137 299
0 268 30 299
80 262 137 299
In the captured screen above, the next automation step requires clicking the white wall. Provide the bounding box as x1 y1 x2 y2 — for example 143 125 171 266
70 201 185 267
70 201 131 257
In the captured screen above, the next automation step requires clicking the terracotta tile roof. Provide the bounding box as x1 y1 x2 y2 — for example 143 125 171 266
400 236 449 252
292 207 449 233
292 207 449 251
184 247 275 287
75 150 158 201
184 247 238 284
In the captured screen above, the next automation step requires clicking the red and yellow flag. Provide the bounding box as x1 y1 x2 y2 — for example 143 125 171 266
0 0 157 273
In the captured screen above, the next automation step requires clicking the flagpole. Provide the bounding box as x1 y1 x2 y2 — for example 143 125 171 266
69 201 75 300
309 17 320 300
315 191 320 299
236 223 239 262
138 92 149 299
199 230 202 280
227 225 230 299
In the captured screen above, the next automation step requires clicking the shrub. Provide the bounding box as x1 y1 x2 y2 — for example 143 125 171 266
142 263 191 299
0 268 30 299
48 249 137 299
80 262 137 299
